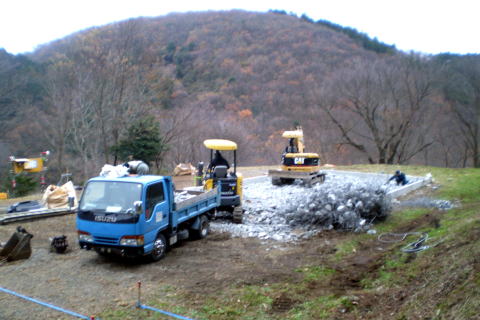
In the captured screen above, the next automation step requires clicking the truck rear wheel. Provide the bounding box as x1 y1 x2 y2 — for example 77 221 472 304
192 215 209 240
150 234 167 261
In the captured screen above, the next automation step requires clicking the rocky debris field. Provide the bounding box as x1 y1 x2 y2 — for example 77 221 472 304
212 172 430 242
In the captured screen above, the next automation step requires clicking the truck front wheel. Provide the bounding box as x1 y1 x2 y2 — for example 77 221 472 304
150 234 167 261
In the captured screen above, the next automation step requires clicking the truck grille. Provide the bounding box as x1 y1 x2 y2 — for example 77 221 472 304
94 236 118 245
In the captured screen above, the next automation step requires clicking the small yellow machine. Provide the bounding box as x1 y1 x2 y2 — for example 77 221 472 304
268 127 326 186
202 139 243 223
9 151 50 190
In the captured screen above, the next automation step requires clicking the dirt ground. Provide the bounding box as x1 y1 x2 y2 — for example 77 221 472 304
0 167 438 319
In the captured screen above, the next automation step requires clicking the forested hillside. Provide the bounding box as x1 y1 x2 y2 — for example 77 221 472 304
0 10 479 184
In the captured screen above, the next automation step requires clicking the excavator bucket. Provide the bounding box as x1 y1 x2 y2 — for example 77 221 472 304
0 227 33 262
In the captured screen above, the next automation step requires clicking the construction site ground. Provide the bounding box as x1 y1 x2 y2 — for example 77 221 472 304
0 165 479 320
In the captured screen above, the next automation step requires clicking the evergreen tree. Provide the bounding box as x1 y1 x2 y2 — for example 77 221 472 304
3 173 38 197
111 116 166 165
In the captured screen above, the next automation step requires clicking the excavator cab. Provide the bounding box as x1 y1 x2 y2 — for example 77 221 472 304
269 127 326 186
203 139 243 223
280 128 320 173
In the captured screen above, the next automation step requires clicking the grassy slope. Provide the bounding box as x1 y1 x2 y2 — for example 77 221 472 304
100 165 480 319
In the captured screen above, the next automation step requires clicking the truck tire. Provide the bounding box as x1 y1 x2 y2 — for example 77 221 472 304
192 215 209 240
150 234 167 261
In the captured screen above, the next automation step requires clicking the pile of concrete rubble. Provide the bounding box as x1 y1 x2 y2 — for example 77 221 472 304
211 173 398 242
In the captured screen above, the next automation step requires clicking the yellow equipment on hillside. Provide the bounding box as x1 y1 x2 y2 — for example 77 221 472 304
9 151 50 190
268 127 326 186
202 139 243 223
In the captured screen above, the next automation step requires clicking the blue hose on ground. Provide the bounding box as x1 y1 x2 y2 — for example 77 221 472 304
0 286 93 319
138 304 195 320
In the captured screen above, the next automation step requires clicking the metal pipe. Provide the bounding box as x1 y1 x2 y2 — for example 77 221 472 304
136 281 195 320
0 286 93 319
234 150 236 175
139 304 195 320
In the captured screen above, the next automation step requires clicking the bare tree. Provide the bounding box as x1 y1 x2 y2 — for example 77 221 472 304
441 55 480 167
317 56 435 164
39 19 157 180
41 59 76 174
65 19 151 165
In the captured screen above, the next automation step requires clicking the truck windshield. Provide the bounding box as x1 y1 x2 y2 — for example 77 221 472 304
79 181 142 214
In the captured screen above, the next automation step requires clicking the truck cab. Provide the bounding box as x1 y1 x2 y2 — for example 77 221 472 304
77 175 219 261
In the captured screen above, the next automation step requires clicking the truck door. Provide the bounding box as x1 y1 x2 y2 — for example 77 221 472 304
143 182 169 249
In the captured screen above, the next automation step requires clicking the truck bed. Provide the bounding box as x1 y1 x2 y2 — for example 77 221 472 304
174 188 218 211
172 188 219 227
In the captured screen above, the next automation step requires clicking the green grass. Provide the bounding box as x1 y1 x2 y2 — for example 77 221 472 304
437 169 480 202
286 295 354 320
198 285 273 320
314 166 479 318
333 239 359 261
295 265 336 283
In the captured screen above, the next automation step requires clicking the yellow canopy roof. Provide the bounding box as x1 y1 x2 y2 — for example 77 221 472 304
284 152 319 158
203 139 237 151
282 130 304 138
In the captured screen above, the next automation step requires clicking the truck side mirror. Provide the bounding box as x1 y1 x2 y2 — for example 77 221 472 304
134 201 143 214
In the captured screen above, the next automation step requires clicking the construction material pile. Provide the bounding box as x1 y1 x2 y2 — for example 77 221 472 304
212 173 396 242
174 190 197 203
42 181 77 209
282 177 390 229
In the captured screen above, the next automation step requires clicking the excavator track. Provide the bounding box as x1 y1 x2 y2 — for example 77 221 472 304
268 170 326 187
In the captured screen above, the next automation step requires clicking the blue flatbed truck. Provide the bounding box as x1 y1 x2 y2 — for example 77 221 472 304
76 175 220 261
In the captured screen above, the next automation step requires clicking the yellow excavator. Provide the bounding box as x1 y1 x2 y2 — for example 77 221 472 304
268 127 326 186
201 139 243 223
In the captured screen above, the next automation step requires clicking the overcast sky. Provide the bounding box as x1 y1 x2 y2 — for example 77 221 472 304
0 0 478 55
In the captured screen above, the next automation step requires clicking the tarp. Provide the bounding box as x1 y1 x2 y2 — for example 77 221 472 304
173 163 195 176
99 164 129 178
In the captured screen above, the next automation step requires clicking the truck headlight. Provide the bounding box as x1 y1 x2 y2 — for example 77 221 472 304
120 235 144 246
78 230 93 242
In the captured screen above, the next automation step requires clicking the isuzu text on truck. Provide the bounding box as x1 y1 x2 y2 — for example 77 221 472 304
76 175 220 261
